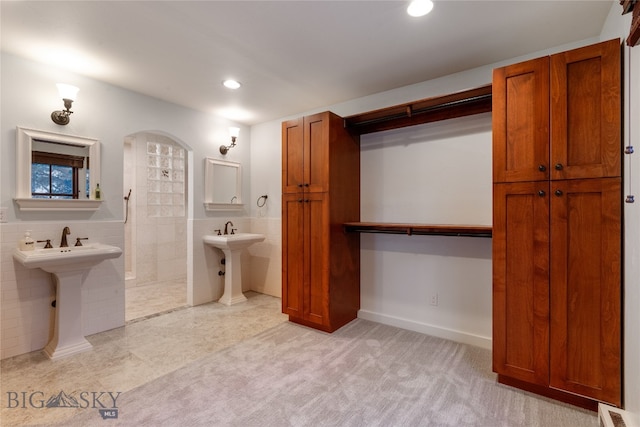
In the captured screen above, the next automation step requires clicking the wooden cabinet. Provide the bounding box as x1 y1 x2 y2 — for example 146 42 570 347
493 181 551 387
492 39 622 408
281 111 360 333
493 56 550 183
493 40 621 183
282 114 329 194
549 178 621 405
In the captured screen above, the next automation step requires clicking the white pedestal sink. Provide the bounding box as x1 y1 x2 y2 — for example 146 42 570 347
203 233 265 305
13 244 122 359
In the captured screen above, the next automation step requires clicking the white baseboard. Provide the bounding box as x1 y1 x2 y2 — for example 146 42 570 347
357 309 492 349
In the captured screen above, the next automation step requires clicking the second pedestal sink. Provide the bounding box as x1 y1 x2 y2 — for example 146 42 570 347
203 233 265 305
13 243 122 359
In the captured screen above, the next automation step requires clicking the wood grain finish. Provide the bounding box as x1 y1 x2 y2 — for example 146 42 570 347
282 193 305 318
282 111 360 333
549 178 621 405
550 39 621 180
492 56 550 183
343 85 492 135
282 117 304 194
343 222 491 237
493 182 550 386
492 39 622 407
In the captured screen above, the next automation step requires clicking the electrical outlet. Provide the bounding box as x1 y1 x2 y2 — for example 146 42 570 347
0 207 7 223
430 293 438 306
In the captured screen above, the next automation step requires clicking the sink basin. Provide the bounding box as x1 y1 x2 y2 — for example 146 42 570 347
13 243 122 273
203 233 265 251
203 233 265 305
13 243 122 360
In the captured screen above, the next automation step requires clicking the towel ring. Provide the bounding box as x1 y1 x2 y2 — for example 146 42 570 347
257 194 268 207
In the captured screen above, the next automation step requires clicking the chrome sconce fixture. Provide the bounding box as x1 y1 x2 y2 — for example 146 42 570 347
220 127 240 155
51 83 79 125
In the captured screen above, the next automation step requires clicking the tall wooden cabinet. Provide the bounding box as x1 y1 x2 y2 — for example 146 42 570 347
282 111 360 332
492 39 622 408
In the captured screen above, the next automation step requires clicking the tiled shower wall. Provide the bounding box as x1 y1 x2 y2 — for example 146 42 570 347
0 221 125 359
1 216 279 359
126 133 187 288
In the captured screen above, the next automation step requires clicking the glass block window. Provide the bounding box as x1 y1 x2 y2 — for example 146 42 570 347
147 141 185 217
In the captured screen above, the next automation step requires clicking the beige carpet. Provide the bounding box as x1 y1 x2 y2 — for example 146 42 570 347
59 319 597 427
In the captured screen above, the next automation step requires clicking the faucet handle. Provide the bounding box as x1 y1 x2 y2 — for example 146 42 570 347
75 237 89 246
231 228 237 235
214 229 222 236
37 239 53 249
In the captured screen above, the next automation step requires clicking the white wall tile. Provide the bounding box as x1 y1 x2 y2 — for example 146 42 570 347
1 221 125 359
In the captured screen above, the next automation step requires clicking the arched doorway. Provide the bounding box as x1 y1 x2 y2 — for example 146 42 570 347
123 131 191 321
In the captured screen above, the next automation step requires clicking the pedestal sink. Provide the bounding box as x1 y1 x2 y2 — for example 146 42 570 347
13 244 122 359
203 233 265 305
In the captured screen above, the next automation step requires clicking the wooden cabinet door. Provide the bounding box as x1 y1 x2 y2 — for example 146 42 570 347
282 113 330 194
304 112 330 193
282 117 305 194
493 182 550 386
303 192 330 326
282 192 329 327
282 193 304 317
549 177 621 406
550 39 621 180
493 56 550 183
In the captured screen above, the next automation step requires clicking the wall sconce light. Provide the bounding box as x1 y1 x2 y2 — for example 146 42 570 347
51 83 79 125
220 127 240 155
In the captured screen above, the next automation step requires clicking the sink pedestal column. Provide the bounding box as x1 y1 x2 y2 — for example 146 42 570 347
218 249 247 306
43 270 92 359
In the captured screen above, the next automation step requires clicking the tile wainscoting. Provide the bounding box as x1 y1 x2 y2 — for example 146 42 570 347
1 216 281 359
0 221 125 359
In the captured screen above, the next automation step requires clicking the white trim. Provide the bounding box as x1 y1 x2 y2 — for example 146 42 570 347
14 198 102 211
357 309 492 349
15 127 101 211
203 158 242 210
203 202 244 211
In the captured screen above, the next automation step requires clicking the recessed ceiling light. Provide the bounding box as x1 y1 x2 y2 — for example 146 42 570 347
407 0 434 17
223 79 241 89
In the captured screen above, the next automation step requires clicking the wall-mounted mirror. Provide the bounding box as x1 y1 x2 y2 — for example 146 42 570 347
15 127 101 211
204 158 243 211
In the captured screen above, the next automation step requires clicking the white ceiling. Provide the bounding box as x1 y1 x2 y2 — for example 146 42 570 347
1 1 614 125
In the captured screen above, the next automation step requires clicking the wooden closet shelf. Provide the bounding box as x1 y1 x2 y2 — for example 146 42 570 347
343 84 492 135
343 222 492 238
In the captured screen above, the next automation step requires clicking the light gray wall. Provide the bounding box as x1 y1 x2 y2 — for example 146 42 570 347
0 53 250 222
249 3 639 418
0 53 254 358
2 5 638 421
250 37 608 350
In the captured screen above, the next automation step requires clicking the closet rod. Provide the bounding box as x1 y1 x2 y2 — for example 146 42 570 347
343 84 492 135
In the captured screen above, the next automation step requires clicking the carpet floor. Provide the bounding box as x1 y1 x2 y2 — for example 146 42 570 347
58 319 597 427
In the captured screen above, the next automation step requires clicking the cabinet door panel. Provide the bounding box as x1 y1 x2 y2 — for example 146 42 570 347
493 57 550 183
282 194 304 317
549 178 621 406
551 39 621 179
304 113 329 193
282 118 305 194
493 182 550 385
305 193 329 325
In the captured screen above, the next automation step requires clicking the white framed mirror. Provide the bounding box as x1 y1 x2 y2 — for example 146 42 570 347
15 126 102 211
204 157 243 211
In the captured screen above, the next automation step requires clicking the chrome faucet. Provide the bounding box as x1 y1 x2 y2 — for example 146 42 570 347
224 221 234 235
60 226 71 247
